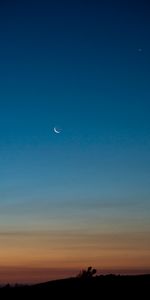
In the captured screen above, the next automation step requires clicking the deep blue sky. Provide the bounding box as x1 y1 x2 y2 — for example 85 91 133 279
0 0 150 215
0 0 150 282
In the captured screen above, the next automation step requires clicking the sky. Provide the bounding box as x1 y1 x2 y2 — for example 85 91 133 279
0 0 150 283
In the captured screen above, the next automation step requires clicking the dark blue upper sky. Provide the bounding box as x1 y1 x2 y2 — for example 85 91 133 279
0 0 150 228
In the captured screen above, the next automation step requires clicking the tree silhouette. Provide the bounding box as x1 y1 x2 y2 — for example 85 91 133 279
77 266 97 279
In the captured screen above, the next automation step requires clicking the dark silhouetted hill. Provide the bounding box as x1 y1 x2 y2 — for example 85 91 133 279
0 274 150 298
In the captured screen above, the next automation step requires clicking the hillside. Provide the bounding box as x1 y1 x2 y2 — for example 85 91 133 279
0 275 149 298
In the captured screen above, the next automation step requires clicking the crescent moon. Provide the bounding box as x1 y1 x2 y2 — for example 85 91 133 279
54 127 61 134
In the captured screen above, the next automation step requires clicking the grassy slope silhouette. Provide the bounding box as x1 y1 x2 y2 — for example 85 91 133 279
0 267 150 298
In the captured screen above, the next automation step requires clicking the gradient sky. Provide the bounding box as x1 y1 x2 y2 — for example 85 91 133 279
0 0 150 283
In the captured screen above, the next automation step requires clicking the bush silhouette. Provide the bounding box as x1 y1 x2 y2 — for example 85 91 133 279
77 266 97 279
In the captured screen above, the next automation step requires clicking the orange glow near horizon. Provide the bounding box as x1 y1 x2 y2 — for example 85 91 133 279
0 229 150 283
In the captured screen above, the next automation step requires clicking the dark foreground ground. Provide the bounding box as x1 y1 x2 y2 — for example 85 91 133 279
0 275 150 299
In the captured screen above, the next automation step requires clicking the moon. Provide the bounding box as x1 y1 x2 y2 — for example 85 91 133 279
54 127 61 134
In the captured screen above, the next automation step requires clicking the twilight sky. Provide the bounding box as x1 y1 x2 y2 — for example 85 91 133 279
0 0 150 283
